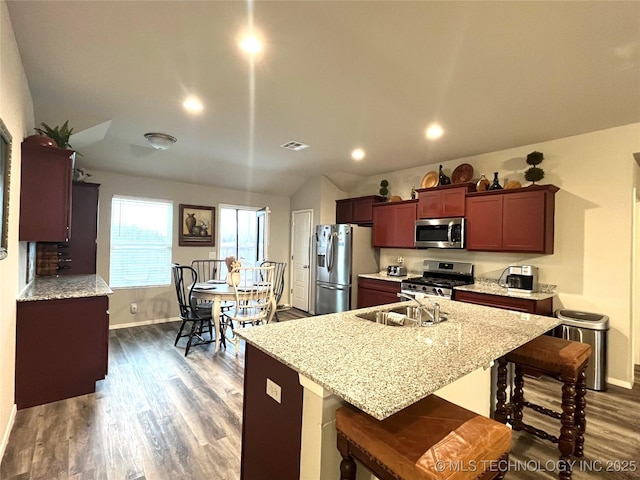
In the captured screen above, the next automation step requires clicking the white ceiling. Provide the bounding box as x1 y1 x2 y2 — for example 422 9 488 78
7 1 640 196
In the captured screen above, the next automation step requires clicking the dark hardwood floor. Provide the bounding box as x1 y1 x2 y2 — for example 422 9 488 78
1 309 638 479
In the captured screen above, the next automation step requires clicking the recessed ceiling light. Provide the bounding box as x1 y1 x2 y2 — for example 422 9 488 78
239 35 263 55
183 96 203 113
351 148 365 161
426 123 444 140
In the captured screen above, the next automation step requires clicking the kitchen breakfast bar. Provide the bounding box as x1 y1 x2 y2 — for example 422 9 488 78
236 299 561 480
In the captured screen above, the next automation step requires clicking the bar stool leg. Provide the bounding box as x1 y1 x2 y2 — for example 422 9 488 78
337 434 356 480
512 365 525 431
559 375 577 480
495 357 509 424
574 365 588 457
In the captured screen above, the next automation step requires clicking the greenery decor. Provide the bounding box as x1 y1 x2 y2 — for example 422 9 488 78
35 121 76 150
524 150 545 184
379 179 389 197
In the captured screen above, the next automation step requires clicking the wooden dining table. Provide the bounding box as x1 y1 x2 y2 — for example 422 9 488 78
191 281 276 353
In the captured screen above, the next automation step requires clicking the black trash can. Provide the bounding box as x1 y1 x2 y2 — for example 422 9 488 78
554 309 609 391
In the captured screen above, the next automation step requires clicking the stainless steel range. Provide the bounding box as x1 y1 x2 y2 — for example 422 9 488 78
401 260 474 299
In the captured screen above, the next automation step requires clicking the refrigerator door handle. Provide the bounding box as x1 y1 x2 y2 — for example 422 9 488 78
318 284 339 290
326 232 335 272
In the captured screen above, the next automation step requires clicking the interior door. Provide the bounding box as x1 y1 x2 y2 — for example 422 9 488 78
291 210 312 311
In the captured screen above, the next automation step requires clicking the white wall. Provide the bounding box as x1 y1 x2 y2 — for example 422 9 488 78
349 124 640 387
91 170 291 327
0 0 34 458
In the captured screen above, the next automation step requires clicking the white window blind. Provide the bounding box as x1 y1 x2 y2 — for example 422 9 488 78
110 196 173 288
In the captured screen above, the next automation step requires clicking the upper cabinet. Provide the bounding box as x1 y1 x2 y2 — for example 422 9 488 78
336 195 385 226
465 185 559 254
417 183 476 219
372 200 417 248
20 143 75 242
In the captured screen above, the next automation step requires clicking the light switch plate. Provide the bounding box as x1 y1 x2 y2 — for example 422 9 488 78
266 378 282 404
208 251 217 259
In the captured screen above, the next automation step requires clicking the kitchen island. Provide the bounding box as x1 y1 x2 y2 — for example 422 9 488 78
236 299 560 480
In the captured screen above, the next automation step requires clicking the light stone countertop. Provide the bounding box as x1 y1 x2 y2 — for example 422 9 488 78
18 274 113 302
454 277 556 301
236 299 560 420
358 272 420 283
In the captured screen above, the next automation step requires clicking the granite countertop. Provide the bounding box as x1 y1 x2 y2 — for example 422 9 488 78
358 272 420 283
236 299 560 420
18 274 113 302
455 277 556 301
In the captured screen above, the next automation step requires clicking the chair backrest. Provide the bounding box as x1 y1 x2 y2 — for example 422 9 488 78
191 259 229 283
260 260 286 305
171 263 200 319
229 265 275 324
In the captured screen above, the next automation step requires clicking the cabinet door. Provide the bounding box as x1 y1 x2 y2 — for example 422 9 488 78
372 205 395 247
465 195 503 250
417 190 442 218
336 199 352 224
352 197 375 224
357 278 401 308
19 143 74 242
454 290 553 316
502 190 550 253
60 182 100 274
16 295 109 409
441 189 466 217
372 202 416 248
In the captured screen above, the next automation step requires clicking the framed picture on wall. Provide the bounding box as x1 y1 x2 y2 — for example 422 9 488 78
0 117 12 260
179 204 215 247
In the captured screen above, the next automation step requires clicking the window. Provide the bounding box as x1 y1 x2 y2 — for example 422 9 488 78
219 205 269 266
110 195 173 288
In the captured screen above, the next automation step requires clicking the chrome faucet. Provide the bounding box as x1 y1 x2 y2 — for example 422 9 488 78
397 293 441 324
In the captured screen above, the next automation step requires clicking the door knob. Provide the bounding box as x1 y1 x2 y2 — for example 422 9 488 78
303 265 309 269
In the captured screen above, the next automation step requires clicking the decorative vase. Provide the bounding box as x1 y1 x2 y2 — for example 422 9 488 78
438 165 451 185
185 213 196 234
226 271 241 286
476 174 490 191
200 227 208 236
488 172 503 190
192 225 201 236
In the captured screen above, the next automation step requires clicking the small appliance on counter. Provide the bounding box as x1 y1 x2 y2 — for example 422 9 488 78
387 265 407 277
505 265 538 294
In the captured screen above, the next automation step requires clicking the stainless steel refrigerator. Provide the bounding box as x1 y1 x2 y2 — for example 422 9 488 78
315 224 379 314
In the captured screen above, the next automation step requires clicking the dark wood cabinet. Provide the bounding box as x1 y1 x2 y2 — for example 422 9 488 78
16 295 109 409
454 290 553 316
358 277 402 308
61 182 100 274
417 183 475 219
465 185 558 253
19 142 75 242
372 200 417 248
336 195 385 225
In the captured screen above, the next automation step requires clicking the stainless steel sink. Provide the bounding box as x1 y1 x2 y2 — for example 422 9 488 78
355 306 446 326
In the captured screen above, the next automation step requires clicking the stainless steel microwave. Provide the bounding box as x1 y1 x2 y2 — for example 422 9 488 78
415 217 465 249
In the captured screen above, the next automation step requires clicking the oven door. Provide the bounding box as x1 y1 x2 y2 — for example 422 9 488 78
415 218 465 249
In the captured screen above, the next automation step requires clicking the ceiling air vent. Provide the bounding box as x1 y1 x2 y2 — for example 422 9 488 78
280 141 310 151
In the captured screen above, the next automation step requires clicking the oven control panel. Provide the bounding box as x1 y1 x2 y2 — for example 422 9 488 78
400 283 452 298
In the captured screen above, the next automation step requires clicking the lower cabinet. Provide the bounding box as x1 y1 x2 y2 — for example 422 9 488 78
454 290 553 316
16 295 109 409
358 277 401 308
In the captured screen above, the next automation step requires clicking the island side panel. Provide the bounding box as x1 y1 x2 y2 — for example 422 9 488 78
241 344 303 480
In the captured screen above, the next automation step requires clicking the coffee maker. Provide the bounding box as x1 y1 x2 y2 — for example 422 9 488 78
506 265 538 294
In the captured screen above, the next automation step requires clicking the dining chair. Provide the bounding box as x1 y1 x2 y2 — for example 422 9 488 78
259 260 288 321
225 265 275 356
190 259 233 316
171 263 225 356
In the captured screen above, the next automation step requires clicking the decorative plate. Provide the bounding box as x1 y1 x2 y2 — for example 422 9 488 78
420 171 439 188
451 163 474 184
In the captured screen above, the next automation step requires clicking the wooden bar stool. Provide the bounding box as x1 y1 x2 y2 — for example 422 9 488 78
336 395 511 480
495 335 592 480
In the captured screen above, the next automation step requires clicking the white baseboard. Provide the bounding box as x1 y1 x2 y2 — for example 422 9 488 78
0 404 17 462
109 317 179 330
607 377 633 389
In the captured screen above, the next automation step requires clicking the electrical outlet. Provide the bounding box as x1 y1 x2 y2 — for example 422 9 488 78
130 303 138 314
208 251 217 259
397 256 404 265
266 378 282 404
